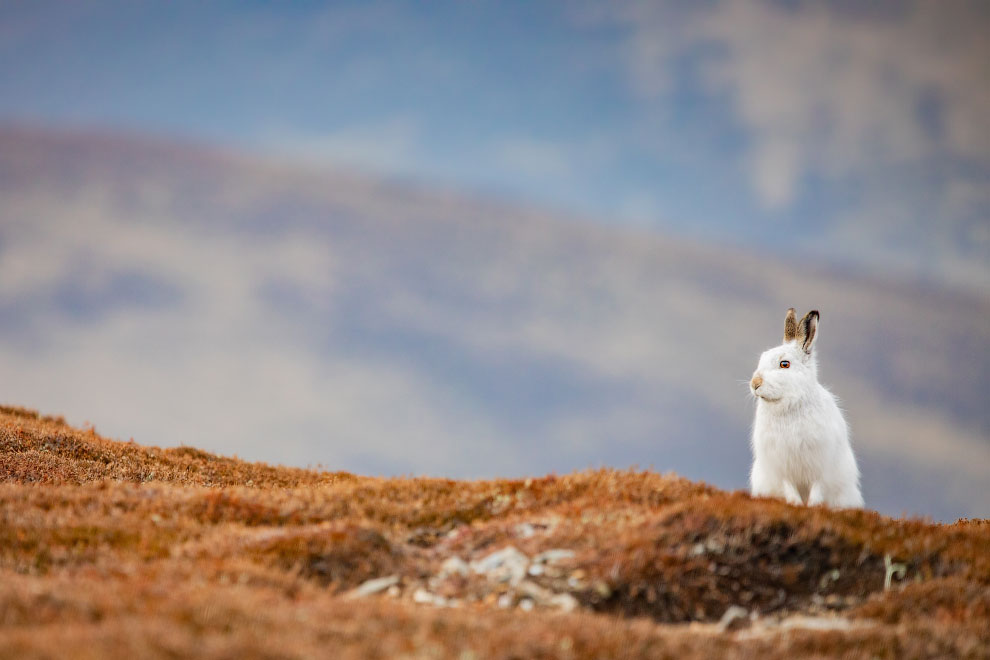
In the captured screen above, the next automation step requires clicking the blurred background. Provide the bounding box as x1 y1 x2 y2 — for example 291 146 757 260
1 1 987 520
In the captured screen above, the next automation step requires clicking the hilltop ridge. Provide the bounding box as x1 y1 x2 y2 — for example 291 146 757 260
1 404 988 658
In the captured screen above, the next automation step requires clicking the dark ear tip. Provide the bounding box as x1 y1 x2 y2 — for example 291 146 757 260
809 310 820 320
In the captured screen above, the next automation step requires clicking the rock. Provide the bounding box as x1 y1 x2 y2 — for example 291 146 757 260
548 593 579 612
439 556 470 578
412 588 448 607
471 546 530 585
519 598 534 611
514 523 536 538
706 539 726 554
533 549 575 565
509 580 583 612
818 568 841 590
345 575 400 599
497 593 514 609
736 615 872 640
716 605 750 633
777 616 860 632
517 580 553 603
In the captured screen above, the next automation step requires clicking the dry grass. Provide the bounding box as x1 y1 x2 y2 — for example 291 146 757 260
1 404 988 659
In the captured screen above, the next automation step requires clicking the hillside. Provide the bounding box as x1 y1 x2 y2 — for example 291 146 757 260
1 405 988 659
0 126 988 522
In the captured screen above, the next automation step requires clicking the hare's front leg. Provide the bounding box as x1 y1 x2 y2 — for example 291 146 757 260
780 480 803 505
750 462 775 498
807 482 825 506
752 464 803 505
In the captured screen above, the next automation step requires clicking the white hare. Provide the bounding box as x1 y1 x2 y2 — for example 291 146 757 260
749 308 863 508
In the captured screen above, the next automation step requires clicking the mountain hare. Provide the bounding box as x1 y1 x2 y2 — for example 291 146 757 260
749 308 863 508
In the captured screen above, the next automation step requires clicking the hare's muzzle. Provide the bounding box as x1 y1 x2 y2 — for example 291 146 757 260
750 375 763 390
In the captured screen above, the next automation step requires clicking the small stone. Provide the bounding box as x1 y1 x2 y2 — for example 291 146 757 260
777 616 858 632
818 568 841 590
549 593 579 612
717 605 750 633
514 523 536 538
527 563 545 577
706 539 726 554
412 588 447 607
533 549 575 565
439 556 470 578
471 546 530 585
497 593 513 609
346 575 400 599
517 580 553 604
519 598 534 611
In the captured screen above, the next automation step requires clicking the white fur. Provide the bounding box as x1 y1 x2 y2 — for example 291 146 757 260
749 318 863 508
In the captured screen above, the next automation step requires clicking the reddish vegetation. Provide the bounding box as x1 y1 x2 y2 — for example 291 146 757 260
1 404 988 659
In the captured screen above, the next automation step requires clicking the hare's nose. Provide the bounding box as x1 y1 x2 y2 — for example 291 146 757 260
750 375 763 390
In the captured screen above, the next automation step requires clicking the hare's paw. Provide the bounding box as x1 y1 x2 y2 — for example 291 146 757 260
807 482 825 506
749 463 775 498
832 487 865 509
781 480 803 505
751 466 803 505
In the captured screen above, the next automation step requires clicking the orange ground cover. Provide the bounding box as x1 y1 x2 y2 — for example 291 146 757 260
1 405 987 658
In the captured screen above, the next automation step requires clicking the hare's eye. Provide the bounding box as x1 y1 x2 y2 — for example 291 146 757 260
779 360 790 369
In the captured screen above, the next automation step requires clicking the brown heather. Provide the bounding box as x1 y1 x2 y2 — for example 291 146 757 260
1 404 987 659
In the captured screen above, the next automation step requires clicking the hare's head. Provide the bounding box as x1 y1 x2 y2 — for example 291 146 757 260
749 308 820 403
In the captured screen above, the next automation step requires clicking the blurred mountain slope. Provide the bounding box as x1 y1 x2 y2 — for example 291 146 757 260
0 125 987 520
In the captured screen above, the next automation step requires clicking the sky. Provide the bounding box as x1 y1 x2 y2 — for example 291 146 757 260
1 0 987 290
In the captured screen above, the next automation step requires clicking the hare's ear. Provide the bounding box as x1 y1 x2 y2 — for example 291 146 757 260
783 308 797 343
797 310 819 354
